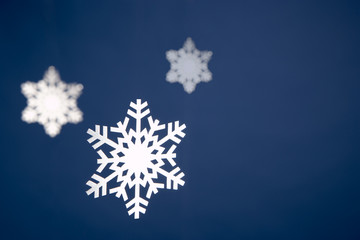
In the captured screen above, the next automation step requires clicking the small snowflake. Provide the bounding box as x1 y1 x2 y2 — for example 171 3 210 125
166 37 213 94
86 99 186 219
21 66 83 137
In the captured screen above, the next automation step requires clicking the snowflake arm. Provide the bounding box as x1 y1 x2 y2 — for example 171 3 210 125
87 125 119 150
125 183 148 219
86 151 126 198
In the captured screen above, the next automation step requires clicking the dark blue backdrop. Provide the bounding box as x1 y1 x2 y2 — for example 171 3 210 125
1 0 360 239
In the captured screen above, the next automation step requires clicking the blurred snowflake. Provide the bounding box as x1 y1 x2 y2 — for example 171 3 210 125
21 66 83 137
166 37 213 93
86 99 186 219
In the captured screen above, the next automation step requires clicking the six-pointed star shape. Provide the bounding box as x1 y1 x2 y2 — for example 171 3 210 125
21 66 83 137
166 37 213 93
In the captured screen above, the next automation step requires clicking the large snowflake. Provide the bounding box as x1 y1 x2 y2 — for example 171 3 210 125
21 66 83 137
86 99 186 219
166 37 213 94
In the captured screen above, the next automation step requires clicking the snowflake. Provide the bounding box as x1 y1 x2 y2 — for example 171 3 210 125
166 37 213 94
21 66 83 137
86 99 186 219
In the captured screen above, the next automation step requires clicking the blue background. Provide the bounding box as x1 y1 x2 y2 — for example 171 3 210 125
1 0 360 239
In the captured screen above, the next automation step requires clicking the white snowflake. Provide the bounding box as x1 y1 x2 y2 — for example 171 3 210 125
21 66 83 137
86 99 186 219
166 37 213 94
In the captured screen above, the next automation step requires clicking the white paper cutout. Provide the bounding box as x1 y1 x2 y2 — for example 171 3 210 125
21 66 83 137
86 99 186 219
166 37 213 93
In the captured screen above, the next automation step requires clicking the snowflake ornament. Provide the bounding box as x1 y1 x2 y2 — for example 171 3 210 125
166 37 213 94
86 99 186 219
21 66 83 137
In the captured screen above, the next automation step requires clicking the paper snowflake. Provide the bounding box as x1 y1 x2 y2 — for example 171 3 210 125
21 66 83 137
166 37 213 94
86 99 186 219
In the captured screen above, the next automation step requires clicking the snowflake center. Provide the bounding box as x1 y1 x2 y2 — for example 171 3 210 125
178 55 200 77
43 94 62 112
124 141 152 174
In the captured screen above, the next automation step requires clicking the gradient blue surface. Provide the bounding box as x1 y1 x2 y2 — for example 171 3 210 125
1 0 360 239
